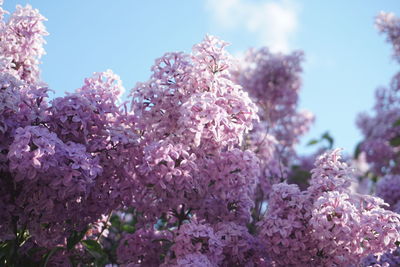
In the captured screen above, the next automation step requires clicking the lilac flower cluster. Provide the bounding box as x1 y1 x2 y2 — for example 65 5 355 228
362 248 400 267
130 35 260 228
0 66 138 246
234 47 314 196
237 48 314 157
357 12 400 176
117 228 171 266
376 175 400 209
156 219 266 266
258 149 400 266
0 4 48 84
257 183 316 266
376 12 400 62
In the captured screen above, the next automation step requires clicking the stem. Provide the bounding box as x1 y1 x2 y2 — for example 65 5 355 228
96 213 112 242
173 205 191 230
177 205 185 230
11 216 19 265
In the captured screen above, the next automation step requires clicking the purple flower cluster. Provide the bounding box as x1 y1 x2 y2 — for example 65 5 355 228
117 228 171 266
376 175 400 209
237 48 314 156
234 47 314 197
258 183 316 266
0 4 48 84
132 36 257 151
138 219 266 266
130 35 260 228
357 12 400 176
376 12 400 61
362 248 400 267
258 149 400 266
0 67 139 246
168 220 223 265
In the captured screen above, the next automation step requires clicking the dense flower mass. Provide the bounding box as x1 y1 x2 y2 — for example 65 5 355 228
129 34 261 229
0 1 140 257
1 2 400 266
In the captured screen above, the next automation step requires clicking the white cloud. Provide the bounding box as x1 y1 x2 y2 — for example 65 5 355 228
205 0 299 52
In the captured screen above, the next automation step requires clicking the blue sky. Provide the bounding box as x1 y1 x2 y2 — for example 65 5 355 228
3 0 400 155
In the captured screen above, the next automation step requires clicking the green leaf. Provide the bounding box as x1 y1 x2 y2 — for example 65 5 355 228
82 240 102 254
354 142 362 159
229 168 241 174
393 119 400 127
321 132 334 148
42 246 64 267
390 136 400 147
81 240 108 266
67 228 87 250
0 241 12 262
307 139 319 146
0 240 15 264
122 224 135 233
158 160 168 166
110 214 122 230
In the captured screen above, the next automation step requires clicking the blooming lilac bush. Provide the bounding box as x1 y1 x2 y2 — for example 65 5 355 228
357 12 400 177
355 12 400 266
1 2 400 266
